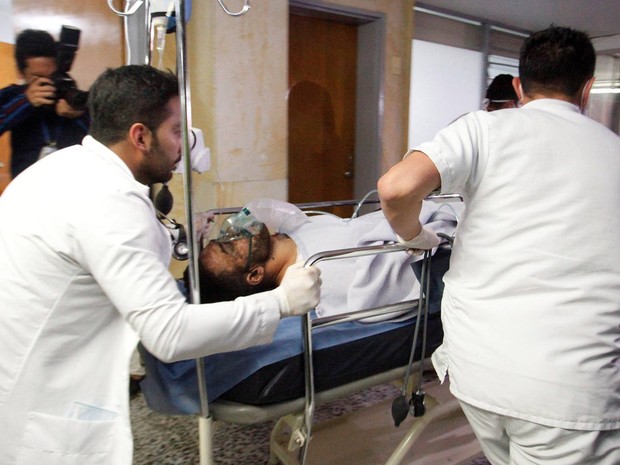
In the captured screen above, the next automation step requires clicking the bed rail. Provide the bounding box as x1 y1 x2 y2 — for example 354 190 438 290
290 245 425 465
201 193 461 219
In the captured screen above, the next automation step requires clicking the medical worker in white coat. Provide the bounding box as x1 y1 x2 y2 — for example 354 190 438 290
0 65 320 465
379 26 620 465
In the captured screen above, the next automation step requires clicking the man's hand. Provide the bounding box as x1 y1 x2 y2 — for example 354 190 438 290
25 77 56 107
397 225 440 255
56 99 85 118
275 262 321 318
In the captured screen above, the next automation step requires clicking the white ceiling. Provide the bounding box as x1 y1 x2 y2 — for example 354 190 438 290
416 0 620 39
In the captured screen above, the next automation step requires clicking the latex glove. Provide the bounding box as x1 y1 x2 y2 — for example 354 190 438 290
397 225 440 255
275 262 321 317
194 211 215 244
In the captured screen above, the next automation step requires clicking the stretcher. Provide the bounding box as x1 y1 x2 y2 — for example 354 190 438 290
139 3 465 462
140 196 463 465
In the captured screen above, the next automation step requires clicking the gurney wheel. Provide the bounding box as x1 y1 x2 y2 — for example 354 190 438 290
411 390 426 417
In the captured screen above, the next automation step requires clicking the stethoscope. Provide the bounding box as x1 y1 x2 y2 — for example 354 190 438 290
155 183 189 261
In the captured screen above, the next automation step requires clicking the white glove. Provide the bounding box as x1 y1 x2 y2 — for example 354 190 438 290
274 261 321 318
397 225 440 255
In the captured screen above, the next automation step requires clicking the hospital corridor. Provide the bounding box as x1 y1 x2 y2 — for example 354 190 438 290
0 1 619 465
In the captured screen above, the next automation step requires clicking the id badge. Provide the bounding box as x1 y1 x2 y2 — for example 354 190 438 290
38 143 57 160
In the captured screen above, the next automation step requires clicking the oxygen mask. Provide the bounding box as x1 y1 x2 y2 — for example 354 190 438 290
217 207 262 243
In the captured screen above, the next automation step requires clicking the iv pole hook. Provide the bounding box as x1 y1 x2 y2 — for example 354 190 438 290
217 0 251 16
107 0 144 16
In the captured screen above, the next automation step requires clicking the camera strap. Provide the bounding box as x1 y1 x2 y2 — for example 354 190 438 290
39 120 59 160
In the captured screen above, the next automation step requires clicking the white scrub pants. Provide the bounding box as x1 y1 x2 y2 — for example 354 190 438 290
459 400 620 465
130 348 145 377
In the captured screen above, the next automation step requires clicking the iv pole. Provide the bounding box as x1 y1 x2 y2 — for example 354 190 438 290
171 0 215 461
112 2 251 463
174 1 251 464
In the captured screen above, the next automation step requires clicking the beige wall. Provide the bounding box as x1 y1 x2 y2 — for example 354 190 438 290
5 1 413 276
167 0 414 224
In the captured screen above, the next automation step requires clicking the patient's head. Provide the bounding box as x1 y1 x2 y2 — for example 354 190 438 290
197 222 279 302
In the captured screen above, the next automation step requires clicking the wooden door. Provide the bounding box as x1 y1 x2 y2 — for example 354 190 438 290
0 42 17 193
288 13 357 208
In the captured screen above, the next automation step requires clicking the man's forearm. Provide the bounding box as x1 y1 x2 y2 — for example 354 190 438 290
377 150 441 240
0 86 33 135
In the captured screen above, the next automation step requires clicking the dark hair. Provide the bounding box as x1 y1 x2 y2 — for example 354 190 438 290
182 266 219 304
519 26 595 98
486 74 517 102
87 65 179 145
185 260 275 304
15 29 56 72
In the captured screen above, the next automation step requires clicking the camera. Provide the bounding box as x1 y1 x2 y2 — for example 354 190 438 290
51 26 89 112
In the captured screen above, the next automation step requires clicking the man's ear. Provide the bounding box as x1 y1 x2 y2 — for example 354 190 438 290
128 123 150 151
580 77 595 112
245 265 265 285
512 76 523 101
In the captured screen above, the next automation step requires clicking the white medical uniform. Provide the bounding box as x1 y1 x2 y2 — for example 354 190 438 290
418 100 620 430
0 136 282 465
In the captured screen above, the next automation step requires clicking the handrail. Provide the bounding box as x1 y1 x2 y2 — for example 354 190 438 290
203 198 380 218
310 299 419 328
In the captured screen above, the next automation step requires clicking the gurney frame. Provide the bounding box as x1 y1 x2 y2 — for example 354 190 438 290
194 196 463 465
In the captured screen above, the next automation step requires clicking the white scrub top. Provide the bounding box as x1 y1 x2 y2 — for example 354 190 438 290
0 136 283 464
418 100 620 430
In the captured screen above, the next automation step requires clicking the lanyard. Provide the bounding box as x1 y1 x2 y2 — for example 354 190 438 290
41 119 59 146
38 119 60 160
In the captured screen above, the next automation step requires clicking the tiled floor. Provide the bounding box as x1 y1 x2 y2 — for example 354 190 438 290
301 378 485 465
131 377 489 465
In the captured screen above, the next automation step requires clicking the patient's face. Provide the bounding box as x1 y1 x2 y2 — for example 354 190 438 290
200 223 271 275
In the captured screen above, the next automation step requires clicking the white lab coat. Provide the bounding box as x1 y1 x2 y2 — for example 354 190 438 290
0 137 282 464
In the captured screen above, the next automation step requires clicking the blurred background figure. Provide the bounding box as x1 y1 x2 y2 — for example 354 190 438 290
0 29 90 180
483 73 519 111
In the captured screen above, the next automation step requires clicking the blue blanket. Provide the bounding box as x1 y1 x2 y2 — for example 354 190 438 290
139 314 416 415
140 248 450 415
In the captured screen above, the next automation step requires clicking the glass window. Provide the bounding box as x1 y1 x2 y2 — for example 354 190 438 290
589 55 620 135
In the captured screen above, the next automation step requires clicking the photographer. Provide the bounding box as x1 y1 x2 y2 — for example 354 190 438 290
0 29 89 179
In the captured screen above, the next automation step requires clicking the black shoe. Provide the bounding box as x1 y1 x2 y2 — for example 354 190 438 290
129 376 144 399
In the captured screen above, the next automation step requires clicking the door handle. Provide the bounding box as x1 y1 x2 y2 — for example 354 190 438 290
344 154 354 178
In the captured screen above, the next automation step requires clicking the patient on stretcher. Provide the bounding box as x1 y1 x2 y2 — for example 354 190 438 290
141 200 459 409
196 199 459 321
